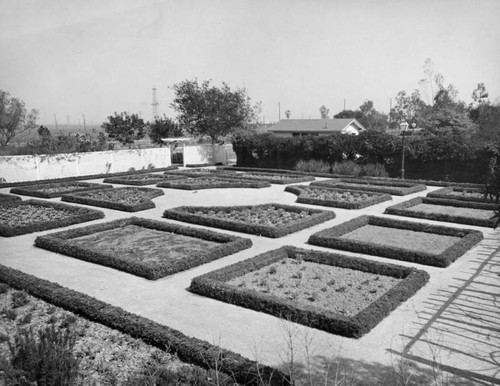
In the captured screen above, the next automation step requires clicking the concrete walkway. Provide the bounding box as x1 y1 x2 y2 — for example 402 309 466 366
1 175 499 385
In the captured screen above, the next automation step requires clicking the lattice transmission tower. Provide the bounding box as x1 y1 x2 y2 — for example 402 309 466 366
151 87 159 119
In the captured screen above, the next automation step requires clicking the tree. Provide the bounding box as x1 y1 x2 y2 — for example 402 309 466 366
0 90 38 147
148 115 183 146
333 109 363 120
285 110 291 119
101 112 146 148
358 100 388 132
319 105 330 119
171 79 260 143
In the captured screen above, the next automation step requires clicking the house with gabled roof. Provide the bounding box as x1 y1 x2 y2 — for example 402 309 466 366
268 118 366 137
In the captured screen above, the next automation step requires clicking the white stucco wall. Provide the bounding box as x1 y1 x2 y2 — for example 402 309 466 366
183 144 227 166
0 148 172 183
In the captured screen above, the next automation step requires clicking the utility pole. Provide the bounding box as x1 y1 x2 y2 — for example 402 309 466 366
343 98 346 111
278 102 281 121
53 114 58 130
152 87 159 119
82 114 86 130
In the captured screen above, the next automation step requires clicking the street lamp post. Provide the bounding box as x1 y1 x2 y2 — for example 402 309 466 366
399 119 409 179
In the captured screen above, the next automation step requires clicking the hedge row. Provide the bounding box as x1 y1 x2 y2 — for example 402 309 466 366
163 203 336 238
157 177 271 190
284 185 392 209
0 264 289 385
311 179 427 196
190 246 429 338
164 169 229 178
10 181 114 198
103 173 185 186
62 187 164 212
426 186 487 203
308 215 483 267
0 199 104 237
0 193 21 203
0 166 179 188
384 197 497 228
35 217 253 280
221 172 315 185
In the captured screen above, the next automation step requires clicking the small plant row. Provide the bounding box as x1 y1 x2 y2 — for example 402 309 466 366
157 177 271 190
311 179 427 196
10 181 114 198
308 215 483 268
0 193 22 203
385 197 497 228
103 173 185 186
427 186 487 203
285 185 392 209
163 203 336 238
35 217 253 280
0 166 178 188
190 246 429 338
0 200 104 237
0 264 289 385
61 187 164 212
221 172 315 185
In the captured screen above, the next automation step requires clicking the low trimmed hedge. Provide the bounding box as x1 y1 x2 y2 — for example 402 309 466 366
35 217 253 280
103 173 185 186
221 172 314 185
10 181 113 198
0 166 178 188
0 199 104 237
311 179 426 196
0 264 289 385
426 186 488 203
385 197 497 228
308 215 483 267
164 169 230 178
285 185 392 209
0 193 22 203
190 246 429 338
62 187 164 212
157 177 271 190
163 203 336 238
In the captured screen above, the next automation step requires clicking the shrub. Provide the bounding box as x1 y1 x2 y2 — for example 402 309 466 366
330 160 363 176
11 291 29 308
295 159 331 173
0 282 9 294
7 325 80 385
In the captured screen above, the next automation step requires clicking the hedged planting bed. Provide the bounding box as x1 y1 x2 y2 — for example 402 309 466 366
157 177 270 190
285 185 392 209
385 197 497 228
163 203 335 238
427 186 487 203
311 179 426 196
0 199 104 237
222 172 315 185
10 181 113 198
308 215 483 267
190 246 429 338
62 187 164 212
35 217 252 279
0 193 22 203
103 173 184 186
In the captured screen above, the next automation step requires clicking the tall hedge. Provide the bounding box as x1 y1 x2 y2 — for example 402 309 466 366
231 131 494 183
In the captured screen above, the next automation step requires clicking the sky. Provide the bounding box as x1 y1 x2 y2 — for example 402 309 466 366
1 0 499 126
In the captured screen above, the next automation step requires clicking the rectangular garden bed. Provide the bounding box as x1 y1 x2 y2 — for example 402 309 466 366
385 197 497 228
163 203 335 238
164 169 231 178
308 215 483 267
61 187 164 212
0 199 104 237
190 246 429 338
285 185 392 209
103 173 185 186
222 172 315 185
35 217 252 279
10 181 113 198
157 176 270 190
311 179 426 196
426 186 488 203
0 193 21 203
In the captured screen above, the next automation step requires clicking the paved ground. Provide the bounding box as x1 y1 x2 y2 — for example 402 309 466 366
1 173 499 385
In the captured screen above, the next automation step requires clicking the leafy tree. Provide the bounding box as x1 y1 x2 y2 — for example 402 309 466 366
148 115 183 146
171 79 260 143
0 90 38 147
358 100 389 132
101 112 145 148
319 105 330 119
333 109 363 120
389 90 429 129
285 110 291 119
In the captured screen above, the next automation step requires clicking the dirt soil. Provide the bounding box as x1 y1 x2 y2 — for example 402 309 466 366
227 258 402 317
70 224 220 263
340 225 462 254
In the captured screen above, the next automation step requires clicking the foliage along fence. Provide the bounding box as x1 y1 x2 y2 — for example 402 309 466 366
231 131 494 183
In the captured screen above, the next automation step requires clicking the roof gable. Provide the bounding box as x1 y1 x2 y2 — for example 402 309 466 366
269 119 366 133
